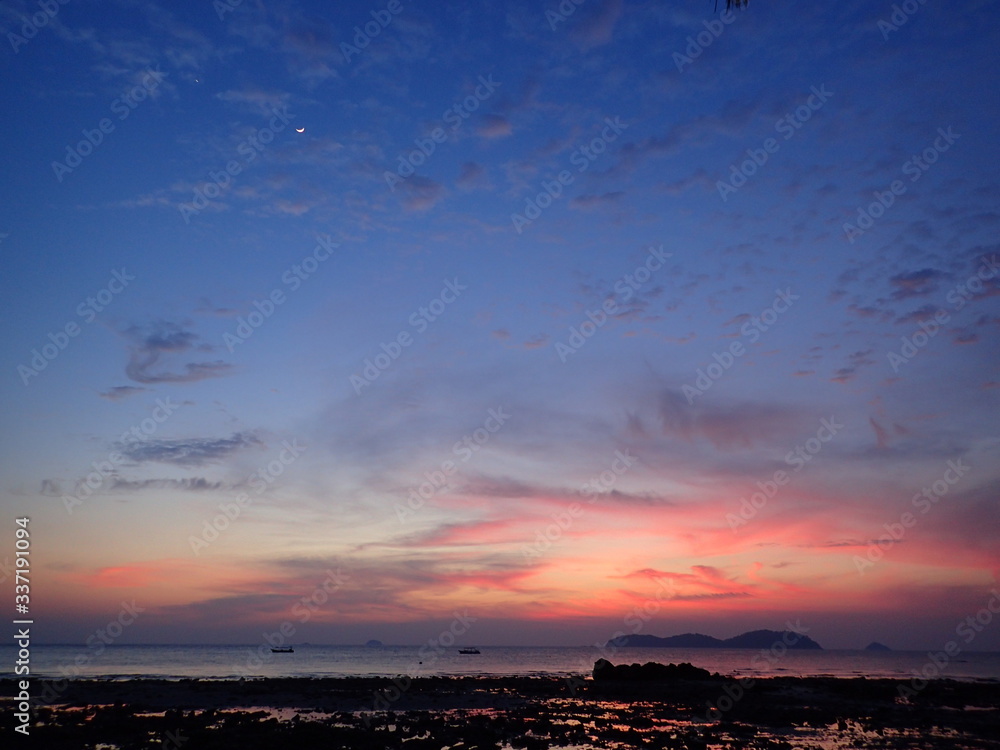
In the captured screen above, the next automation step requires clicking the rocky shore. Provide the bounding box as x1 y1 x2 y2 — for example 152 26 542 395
4 662 999 749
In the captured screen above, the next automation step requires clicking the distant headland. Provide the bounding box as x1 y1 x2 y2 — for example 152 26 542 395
865 641 891 651
607 629 823 650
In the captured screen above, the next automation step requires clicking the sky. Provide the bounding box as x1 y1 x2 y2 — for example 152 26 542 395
1 0 998 652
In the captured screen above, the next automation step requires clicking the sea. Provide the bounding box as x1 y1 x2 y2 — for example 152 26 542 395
4 644 1000 682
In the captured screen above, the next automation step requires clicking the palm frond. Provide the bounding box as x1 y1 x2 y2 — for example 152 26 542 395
715 0 749 10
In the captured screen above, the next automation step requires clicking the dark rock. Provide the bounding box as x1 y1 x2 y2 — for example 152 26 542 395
593 659 713 682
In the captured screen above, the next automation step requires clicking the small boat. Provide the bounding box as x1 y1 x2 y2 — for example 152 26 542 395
458 647 481 654
270 647 294 653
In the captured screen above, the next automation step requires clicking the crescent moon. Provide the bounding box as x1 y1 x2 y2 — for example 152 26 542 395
295 127 305 133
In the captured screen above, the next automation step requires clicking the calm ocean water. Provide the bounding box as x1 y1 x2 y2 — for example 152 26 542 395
4 645 1000 682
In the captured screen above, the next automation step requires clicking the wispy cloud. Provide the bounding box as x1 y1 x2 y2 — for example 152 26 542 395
106 477 230 492
397 176 446 212
99 385 150 401
888 268 947 300
116 432 263 467
122 320 233 384
477 114 512 139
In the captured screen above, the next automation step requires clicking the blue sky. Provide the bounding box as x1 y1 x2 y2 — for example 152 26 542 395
1 0 998 650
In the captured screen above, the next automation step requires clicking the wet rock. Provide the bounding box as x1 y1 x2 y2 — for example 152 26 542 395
592 658 714 682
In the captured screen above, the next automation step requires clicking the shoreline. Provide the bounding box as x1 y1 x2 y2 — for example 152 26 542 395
5 671 1000 749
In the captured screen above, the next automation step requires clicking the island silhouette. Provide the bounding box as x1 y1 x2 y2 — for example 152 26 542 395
607 629 822 649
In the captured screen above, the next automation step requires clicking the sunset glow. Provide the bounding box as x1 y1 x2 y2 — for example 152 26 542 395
1 0 998 653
